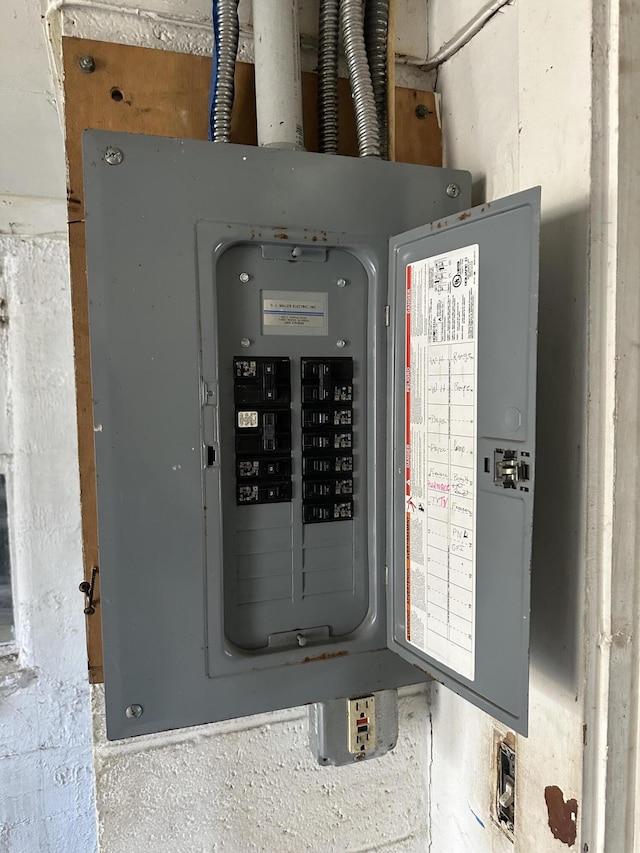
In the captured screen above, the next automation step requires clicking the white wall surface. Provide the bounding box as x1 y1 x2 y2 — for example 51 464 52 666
0 0 98 851
0 238 97 853
93 684 431 852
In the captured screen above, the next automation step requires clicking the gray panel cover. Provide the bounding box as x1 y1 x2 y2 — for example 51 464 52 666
387 189 540 734
82 130 471 739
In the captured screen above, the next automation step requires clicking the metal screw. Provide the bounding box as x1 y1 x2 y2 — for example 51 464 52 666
104 147 124 166
125 704 143 719
78 55 96 74
239 272 250 283
291 247 302 258
446 183 460 198
296 633 307 647
354 753 366 761
336 339 346 349
336 278 347 288
415 104 430 119
240 337 251 348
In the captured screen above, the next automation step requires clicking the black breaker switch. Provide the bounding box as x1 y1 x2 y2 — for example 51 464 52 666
234 357 292 505
301 357 354 524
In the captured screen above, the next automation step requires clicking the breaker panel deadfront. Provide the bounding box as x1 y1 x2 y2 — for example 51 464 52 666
83 131 539 740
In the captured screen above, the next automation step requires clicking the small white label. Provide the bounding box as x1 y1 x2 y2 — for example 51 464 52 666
262 290 327 336
405 244 478 681
237 411 258 428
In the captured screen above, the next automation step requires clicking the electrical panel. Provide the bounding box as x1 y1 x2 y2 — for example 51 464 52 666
83 131 539 740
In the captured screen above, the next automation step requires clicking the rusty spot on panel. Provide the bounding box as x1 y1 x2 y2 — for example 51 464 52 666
273 232 289 240
544 785 578 846
458 211 472 221
302 650 348 664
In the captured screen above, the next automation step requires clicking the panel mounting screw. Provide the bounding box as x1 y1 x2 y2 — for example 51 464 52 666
296 633 307 647
78 55 96 74
291 246 302 258
336 278 347 288
240 337 251 348
446 183 460 198
125 704 143 719
336 339 346 349
239 272 250 283
415 103 430 119
104 147 124 166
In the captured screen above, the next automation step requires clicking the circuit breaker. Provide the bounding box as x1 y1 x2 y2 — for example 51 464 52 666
83 131 539 740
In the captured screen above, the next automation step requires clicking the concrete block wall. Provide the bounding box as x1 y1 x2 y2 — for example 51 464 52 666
92 685 431 852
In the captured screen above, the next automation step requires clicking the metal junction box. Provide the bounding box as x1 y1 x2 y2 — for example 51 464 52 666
83 131 539 740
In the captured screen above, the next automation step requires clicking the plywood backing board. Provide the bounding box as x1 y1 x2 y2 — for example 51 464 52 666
63 36 442 682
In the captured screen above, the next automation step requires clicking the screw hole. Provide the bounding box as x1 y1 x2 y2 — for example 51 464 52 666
111 88 124 102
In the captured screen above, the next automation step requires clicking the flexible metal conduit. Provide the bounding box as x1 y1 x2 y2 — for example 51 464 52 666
318 0 339 154
212 0 239 143
364 0 389 159
341 0 380 158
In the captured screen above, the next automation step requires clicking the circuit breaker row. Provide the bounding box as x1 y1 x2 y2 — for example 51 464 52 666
300 358 354 524
234 357 292 505
233 356 354 523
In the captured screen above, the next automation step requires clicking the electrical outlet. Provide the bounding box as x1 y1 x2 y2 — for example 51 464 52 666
347 695 376 754
309 690 397 766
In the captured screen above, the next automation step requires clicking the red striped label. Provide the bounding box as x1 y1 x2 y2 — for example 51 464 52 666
405 264 412 641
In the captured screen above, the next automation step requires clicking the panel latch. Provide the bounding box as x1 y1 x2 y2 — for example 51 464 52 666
493 449 530 489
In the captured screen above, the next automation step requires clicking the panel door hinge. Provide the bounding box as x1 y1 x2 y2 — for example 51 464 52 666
384 305 390 327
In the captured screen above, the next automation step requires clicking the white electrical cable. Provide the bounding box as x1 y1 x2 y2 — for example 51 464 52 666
408 0 513 71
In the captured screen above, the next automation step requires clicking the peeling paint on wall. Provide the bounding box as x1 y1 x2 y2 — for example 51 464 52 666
545 785 578 846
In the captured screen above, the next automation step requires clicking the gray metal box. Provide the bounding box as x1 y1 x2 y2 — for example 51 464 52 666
83 131 539 739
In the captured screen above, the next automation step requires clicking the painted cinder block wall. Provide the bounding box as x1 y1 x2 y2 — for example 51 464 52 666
0 1 96 850
1 0 600 850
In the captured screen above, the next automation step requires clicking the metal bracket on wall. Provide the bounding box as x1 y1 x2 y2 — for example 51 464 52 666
79 566 99 615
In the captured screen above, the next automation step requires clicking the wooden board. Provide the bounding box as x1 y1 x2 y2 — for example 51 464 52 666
63 36 441 683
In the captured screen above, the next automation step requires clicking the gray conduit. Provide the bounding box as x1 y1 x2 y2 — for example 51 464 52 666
213 0 239 143
341 0 380 158
318 0 340 154
364 0 389 159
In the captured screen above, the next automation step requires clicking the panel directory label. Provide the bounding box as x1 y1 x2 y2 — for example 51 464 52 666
405 245 478 681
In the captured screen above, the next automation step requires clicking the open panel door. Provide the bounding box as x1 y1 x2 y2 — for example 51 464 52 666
387 189 540 734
